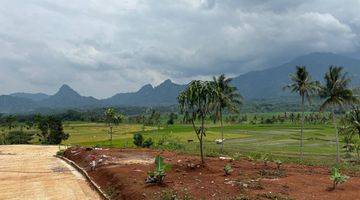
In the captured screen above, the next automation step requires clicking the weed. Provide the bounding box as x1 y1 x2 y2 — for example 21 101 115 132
224 163 233 175
275 160 283 170
105 185 117 200
330 167 349 190
146 155 172 184
56 149 65 156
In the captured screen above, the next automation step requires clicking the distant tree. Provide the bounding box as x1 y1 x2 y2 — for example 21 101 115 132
211 74 243 153
35 116 49 142
104 108 116 143
319 66 358 163
167 112 177 125
5 115 17 130
46 117 69 144
35 115 68 144
284 66 320 160
178 80 213 165
25 120 34 130
5 130 34 144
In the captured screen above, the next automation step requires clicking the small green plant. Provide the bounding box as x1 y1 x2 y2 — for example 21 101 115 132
133 133 143 147
275 160 282 170
142 138 153 148
261 154 270 166
56 149 65 156
330 167 349 190
232 152 242 161
224 163 233 175
146 155 172 184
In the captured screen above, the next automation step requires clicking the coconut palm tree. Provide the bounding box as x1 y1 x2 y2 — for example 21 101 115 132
319 66 358 163
211 74 243 153
283 66 320 160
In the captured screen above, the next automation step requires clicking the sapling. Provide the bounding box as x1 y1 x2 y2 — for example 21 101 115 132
146 155 172 184
330 167 349 190
261 154 269 167
224 163 233 175
275 160 282 170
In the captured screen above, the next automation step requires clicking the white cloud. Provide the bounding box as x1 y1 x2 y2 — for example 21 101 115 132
0 0 359 98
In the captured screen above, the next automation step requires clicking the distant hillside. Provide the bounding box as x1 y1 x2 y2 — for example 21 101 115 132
10 92 50 101
1 52 360 114
102 79 186 106
39 84 99 108
232 52 360 99
0 95 38 113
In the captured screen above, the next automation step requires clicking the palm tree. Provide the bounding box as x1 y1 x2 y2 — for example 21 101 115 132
104 108 116 143
319 66 358 163
211 74 243 153
283 66 320 160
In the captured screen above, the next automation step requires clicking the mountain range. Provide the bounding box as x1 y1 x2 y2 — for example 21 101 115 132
1 52 360 114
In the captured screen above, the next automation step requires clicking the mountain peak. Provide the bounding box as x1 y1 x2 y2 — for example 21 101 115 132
56 84 80 97
137 84 153 94
157 79 174 88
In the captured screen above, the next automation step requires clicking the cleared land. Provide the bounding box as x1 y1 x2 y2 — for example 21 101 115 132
64 147 360 200
0 145 101 200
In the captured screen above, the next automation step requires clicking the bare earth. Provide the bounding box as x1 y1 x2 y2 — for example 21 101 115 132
0 145 101 200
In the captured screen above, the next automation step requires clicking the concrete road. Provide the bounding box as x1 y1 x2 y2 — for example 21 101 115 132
0 145 101 200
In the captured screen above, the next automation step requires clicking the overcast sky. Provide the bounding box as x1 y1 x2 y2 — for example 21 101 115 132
0 0 359 98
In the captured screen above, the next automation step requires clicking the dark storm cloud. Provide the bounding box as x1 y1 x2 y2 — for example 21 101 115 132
0 0 359 98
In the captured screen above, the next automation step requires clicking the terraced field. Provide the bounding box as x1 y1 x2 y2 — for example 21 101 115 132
62 122 340 165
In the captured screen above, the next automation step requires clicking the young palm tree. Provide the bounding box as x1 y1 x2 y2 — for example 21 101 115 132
211 74 243 153
178 80 213 165
283 66 320 160
319 66 358 163
104 108 116 143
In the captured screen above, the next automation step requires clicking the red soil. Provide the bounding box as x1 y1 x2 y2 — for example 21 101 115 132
64 147 360 200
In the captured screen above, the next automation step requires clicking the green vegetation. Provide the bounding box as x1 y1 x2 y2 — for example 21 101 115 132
319 66 358 163
178 80 213 164
4 130 34 144
133 133 153 148
224 163 233 175
146 155 172 184
330 167 349 190
283 66 320 160
212 74 242 154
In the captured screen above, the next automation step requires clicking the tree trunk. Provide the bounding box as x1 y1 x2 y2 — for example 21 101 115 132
332 109 340 164
200 133 204 164
110 125 113 144
220 110 224 154
300 95 305 161
200 116 205 165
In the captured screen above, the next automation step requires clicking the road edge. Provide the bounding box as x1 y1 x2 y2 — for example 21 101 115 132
56 155 110 200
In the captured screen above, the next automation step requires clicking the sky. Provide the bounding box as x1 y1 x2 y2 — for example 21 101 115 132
0 0 359 98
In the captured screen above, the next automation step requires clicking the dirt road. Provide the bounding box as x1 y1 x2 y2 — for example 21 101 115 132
0 145 101 200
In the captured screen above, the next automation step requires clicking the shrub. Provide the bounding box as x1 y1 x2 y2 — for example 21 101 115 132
330 167 349 190
133 133 144 147
142 138 153 148
5 131 34 144
224 163 233 175
275 160 283 170
56 149 65 156
261 154 270 166
232 152 242 161
145 155 172 184
155 135 185 151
